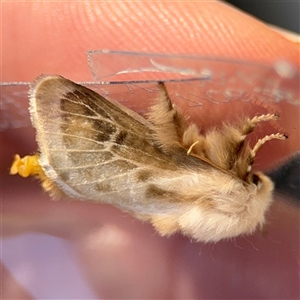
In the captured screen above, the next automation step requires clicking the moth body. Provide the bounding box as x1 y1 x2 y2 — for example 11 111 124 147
11 75 286 242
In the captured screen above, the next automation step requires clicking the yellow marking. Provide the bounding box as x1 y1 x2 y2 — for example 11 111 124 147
10 154 43 178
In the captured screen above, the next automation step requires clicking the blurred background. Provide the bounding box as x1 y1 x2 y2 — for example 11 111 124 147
227 1 299 33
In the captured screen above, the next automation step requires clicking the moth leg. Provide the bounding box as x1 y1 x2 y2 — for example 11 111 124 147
183 113 287 181
181 115 283 163
147 82 188 151
182 123 209 158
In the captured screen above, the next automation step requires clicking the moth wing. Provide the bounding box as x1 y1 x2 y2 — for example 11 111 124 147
29 75 179 201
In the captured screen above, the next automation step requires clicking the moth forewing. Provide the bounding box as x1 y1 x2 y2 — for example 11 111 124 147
11 74 287 243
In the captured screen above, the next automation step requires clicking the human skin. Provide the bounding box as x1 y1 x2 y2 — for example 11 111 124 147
1 1 299 299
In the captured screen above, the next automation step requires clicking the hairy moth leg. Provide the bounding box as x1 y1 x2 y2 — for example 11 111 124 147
182 124 208 158
182 113 287 181
181 114 283 162
147 83 189 151
148 83 210 155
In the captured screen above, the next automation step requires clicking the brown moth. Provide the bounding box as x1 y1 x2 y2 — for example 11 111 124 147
10 75 287 242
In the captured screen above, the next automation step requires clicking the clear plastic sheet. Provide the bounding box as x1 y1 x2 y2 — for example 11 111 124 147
2 50 299 127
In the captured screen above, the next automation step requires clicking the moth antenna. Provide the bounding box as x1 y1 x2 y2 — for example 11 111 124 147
251 133 287 159
230 114 282 168
241 114 279 137
233 114 281 164
192 113 287 182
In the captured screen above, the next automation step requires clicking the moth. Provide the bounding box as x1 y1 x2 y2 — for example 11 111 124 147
10 75 287 242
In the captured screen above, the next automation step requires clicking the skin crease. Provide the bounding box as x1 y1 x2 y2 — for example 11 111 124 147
1 1 299 299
